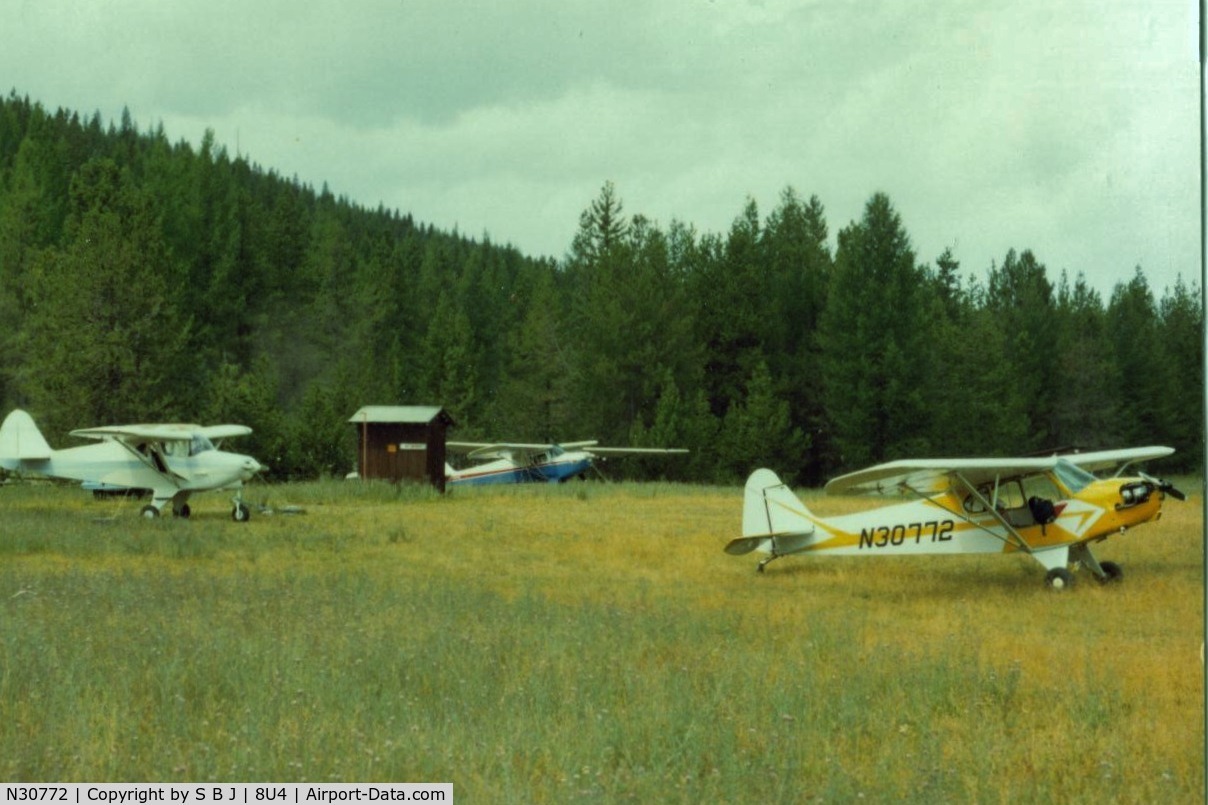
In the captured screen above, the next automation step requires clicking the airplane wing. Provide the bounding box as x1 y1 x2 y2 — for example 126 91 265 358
447 442 553 462
446 440 686 462
70 423 251 443
70 424 203 442
1056 446 1175 475
586 447 690 456
199 425 253 441
825 458 1050 497
825 447 1175 497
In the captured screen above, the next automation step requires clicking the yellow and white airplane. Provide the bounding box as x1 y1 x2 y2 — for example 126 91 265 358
0 409 263 521
726 448 1183 588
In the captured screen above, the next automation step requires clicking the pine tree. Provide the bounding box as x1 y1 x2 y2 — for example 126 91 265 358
204 358 289 476
419 292 480 435
1106 269 1173 448
760 188 831 481
1156 277 1203 469
564 185 698 444
717 361 807 482
1051 273 1122 449
18 158 190 438
692 199 766 418
818 193 930 469
984 249 1057 451
495 267 574 440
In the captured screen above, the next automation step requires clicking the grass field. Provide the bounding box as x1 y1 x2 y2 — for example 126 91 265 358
0 478 1202 802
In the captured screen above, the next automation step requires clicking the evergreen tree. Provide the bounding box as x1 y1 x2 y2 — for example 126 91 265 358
692 199 766 418
565 185 697 444
925 274 1031 456
627 368 720 481
1051 273 1122 449
759 188 831 481
984 249 1057 451
495 267 574 440
419 291 481 435
568 180 627 269
818 193 930 470
1156 277 1203 470
1106 269 1173 448
717 361 807 482
204 358 290 476
0 93 1198 482
18 158 190 438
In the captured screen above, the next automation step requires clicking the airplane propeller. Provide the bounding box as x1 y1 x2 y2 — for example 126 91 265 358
1140 472 1186 501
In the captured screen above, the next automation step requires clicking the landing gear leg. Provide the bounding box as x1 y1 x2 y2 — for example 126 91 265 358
231 487 251 522
756 553 781 573
1070 542 1121 584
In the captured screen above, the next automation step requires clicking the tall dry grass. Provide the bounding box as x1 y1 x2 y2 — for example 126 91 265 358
0 479 1201 801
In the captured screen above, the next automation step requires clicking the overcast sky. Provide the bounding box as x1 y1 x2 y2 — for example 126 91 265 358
5 0 1200 297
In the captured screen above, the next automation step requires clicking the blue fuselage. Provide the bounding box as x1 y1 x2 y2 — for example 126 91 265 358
447 454 592 487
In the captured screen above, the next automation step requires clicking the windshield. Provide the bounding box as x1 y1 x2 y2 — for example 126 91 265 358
1053 458 1095 494
189 434 215 456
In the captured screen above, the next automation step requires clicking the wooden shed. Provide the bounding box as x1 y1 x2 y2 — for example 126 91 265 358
348 405 456 491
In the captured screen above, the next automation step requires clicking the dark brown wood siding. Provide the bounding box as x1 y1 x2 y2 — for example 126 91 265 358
355 418 449 492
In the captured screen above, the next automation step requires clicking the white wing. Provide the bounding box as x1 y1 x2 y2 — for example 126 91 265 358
824 447 1175 497
70 423 251 443
587 447 689 456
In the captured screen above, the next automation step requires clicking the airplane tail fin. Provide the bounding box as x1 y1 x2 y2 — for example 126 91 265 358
725 468 816 556
0 409 53 469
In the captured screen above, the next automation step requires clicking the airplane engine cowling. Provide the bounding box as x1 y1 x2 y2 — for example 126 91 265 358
1117 481 1153 509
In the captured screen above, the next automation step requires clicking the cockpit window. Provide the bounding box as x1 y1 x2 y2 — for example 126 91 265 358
963 481 1022 513
963 472 1066 514
1053 459 1094 494
1021 473 1062 501
190 434 215 456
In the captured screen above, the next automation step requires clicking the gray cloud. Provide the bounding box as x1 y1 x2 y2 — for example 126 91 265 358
3 0 1198 293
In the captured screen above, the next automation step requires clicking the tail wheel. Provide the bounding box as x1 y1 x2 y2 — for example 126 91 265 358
1097 561 1123 584
1045 567 1074 591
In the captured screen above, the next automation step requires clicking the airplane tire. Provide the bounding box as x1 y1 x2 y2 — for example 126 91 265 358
1098 561 1123 584
1044 567 1074 591
140 505 159 519
232 503 251 523
174 504 191 519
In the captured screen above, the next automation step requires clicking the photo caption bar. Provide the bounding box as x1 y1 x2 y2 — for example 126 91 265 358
3 786 451 805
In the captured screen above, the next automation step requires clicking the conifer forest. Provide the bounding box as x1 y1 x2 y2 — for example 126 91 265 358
0 93 1201 484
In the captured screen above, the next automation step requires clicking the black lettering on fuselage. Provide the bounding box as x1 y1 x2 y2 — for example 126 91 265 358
859 519 956 550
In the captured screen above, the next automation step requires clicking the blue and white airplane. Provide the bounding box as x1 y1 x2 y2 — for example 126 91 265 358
445 440 687 487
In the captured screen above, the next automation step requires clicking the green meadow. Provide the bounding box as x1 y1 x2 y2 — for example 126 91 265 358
0 480 1202 802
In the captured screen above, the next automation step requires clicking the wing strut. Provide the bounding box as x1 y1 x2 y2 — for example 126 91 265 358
951 472 1034 553
890 475 1032 553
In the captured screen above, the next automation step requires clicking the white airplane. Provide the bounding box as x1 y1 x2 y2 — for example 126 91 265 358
0 409 263 521
445 440 688 487
727 448 1183 588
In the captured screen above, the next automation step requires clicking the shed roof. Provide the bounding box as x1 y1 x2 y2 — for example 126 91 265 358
348 406 455 425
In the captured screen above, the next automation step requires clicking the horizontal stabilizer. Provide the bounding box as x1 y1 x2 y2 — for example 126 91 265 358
0 409 52 462
725 536 769 555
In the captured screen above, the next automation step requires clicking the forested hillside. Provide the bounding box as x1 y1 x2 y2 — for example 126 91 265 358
0 92 1201 482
